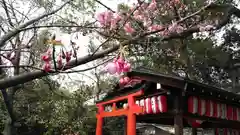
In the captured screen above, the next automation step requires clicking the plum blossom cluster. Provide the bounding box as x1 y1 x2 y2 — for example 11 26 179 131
41 49 71 72
41 47 77 72
119 76 142 86
105 57 131 75
98 0 186 75
119 76 130 85
96 0 185 36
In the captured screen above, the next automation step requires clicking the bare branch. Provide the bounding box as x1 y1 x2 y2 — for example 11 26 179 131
59 58 112 73
1 0 14 27
0 64 43 70
0 0 71 48
94 0 115 13
21 25 99 31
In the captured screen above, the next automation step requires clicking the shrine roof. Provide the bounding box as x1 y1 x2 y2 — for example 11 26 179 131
98 67 240 104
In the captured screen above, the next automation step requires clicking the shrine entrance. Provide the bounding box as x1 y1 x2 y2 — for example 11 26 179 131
95 68 240 135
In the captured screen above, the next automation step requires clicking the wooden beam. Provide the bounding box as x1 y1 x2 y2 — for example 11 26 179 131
97 90 143 106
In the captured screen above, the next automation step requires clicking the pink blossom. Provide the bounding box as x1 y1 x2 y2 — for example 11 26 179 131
124 22 135 34
106 62 117 74
124 77 130 83
41 55 50 62
57 55 63 68
116 62 122 74
133 10 144 21
46 48 52 56
43 62 51 72
168 23 184 33
106 57 132 74
96 12 106 26
66 51 72 63
148 0 157 11
130 6 135 12
133 10 141 16
110 13 122 29
143 19 152 27
119 77 130 85
149 25 164 32
117 57 124 65
174 0 180 4
96 11 113 26
119 78 125 85
123 63 131 72
141 3 149 10
133 14 144 21
114 13 122 21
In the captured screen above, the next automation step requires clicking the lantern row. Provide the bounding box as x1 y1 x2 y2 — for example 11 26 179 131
215 128 240 135
103 95 168 115
188 96 240 121
134 95 167 114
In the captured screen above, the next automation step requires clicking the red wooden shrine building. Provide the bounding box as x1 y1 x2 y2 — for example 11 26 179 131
95 68 240 135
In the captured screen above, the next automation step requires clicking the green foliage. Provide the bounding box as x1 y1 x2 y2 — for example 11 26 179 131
0 96 7 132
0 77 92 134
0 75 123 135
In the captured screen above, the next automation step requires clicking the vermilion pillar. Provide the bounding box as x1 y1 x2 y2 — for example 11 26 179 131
127 96 136 135
96 105 104 135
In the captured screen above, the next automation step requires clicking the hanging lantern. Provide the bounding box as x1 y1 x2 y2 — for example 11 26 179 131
206 100 214 117
198 99 206 116
145 98 153 114
213 102 221 118
157 95 167 113
227 105 233 120
140 99 146 114
151 96 158 114
188 96 198 114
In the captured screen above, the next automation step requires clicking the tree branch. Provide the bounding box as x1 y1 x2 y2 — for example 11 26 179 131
148 4 240 42
0 44 119 89
0 3 239 90
94 0 115 13
21 25 99 31
0 0 71 48
1 0 14 27
0 23 213 89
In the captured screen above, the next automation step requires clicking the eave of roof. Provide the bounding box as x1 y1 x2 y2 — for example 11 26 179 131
98 67 240 103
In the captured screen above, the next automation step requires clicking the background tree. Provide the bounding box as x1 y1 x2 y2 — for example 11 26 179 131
1 0 240 134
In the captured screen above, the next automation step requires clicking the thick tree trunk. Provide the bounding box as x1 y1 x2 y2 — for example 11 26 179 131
2 41 21 135
1 89 16 135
